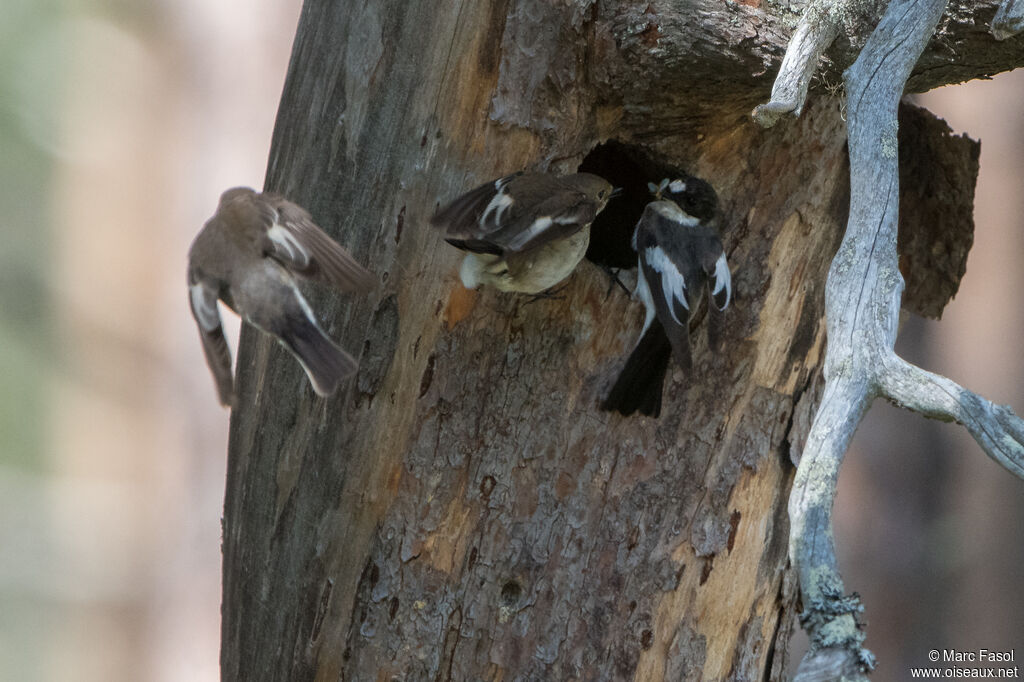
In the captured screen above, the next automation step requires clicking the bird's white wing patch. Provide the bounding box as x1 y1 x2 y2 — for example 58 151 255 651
480 190 514 227
190 284 221 331
506 215 554 250
644 246 688 325
711 252 731 309
507 208 587 250
634 258 657 336
293 281 319 324
267 223 311 266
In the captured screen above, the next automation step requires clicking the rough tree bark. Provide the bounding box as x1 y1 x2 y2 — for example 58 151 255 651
220 1 1024 680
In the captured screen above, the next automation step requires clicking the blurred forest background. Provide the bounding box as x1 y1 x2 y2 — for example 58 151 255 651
0 1 1020 680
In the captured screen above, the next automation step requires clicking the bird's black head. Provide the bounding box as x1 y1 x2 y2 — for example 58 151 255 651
648 177 719 223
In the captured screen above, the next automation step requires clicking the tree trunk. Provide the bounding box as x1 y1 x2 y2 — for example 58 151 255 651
220 1 1019 679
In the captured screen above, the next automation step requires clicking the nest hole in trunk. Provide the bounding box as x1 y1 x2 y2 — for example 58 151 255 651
579 140 702 270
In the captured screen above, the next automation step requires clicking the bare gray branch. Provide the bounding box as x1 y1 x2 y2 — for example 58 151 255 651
788 0 967 675
753 2 842 127
882 360 1024 478
992 0 1024 38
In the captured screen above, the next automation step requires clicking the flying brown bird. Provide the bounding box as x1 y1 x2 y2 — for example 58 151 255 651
187 187 376 407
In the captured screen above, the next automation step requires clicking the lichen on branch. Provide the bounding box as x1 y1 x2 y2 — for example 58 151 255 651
779 0 1024 677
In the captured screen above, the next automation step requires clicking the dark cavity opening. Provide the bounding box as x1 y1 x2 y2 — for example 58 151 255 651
578 140 696 270
499 580 522 609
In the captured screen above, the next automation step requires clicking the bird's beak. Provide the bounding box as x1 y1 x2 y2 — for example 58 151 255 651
610 187 624 198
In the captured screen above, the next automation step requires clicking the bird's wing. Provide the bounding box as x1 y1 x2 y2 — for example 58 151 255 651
701 240 731 311
493 190 599 252
188 276 235 407
429 172 522 240
261 194 377 293
431 173 596 253
636 207 699 370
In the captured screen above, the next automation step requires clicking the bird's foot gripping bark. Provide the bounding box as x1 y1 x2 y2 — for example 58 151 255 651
523 282 570 304
598 264 631 299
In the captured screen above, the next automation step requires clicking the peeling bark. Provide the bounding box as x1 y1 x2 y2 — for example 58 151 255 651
219 1 1024 679
897 103 979 319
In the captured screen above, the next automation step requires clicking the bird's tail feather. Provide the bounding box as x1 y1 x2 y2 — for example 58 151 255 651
278 314 358 397
601 324 672 418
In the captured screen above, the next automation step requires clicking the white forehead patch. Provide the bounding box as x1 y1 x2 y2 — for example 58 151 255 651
668 179 687 193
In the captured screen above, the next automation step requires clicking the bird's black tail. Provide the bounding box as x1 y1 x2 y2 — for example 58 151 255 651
601 323 672 418
278 313 358 397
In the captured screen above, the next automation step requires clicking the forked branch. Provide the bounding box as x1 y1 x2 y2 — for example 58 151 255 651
784 0 1024 678
882 360 1024 478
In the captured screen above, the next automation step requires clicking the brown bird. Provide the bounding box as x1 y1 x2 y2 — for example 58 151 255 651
430 172 617 294
187 187 376 407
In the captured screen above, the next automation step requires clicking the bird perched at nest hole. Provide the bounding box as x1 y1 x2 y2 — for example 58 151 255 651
601 177 731 418
430 171 618 295
187 187 377 407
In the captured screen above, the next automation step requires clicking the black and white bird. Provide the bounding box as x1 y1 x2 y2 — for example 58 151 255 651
430 172 616 294
187 187 376 407
601 178 731 418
